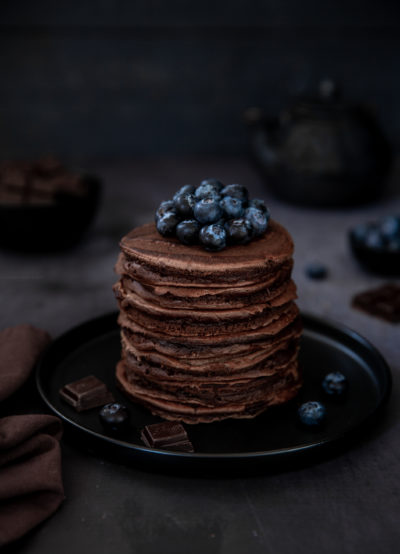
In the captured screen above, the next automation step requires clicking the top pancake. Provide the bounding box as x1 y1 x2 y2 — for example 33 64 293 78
119 220 294 285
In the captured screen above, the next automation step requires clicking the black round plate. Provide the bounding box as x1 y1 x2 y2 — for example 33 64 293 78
36 312 391 473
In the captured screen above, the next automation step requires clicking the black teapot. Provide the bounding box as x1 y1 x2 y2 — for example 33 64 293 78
244 81 393 207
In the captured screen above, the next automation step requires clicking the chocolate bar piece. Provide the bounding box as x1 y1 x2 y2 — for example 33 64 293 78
140 421 194 452
59 375 114 412
0 157 88 207
352 283 400 323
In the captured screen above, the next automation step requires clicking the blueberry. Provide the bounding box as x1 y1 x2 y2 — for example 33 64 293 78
156 211 180 236
155 200 175 221
225 218 253 245
199 178 224 192
99 403 130 433
221 184 249 203
351 223 370 243
194 196 223 224
173 191 195 218
220 196 244 219
249 198 268 213
322 372 348 396
305 262 328 280
387 236 400 252
176 219 201 245
199 224 227 251
214 217 227 228
298 401 326 427
380 215 400 240
195 183 221 200
176 184 196 196
244 206 269 237
365 227 385 249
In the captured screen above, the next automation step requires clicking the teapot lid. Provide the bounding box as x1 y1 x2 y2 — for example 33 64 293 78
289 79 345 118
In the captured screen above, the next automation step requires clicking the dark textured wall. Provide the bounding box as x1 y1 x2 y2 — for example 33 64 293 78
0 1 400 159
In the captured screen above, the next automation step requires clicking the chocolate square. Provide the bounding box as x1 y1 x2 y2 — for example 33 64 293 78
59 375 114 412
140 421 194 452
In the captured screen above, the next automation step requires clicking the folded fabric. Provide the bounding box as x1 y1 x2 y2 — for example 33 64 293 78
0 415 64 546
0 325 64 547
0 324 51 402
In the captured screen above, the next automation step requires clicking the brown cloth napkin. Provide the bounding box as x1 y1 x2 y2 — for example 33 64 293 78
0 324 51 402
0 325 64 547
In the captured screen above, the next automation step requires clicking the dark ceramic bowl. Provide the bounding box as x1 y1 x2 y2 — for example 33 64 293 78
0 174 101 252
349 229 400 275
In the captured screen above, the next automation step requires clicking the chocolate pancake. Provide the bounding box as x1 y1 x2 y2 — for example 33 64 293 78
119 314 302 355
114 276 296 313
116 360 302 424
120 321 302 365
122 341 300 382
118 220 294 286
118 305 300 345
114 220 302 424
119 261 292 302
118 301 298 338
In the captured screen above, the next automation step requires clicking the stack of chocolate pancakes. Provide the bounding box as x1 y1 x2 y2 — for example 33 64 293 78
114 220 302 424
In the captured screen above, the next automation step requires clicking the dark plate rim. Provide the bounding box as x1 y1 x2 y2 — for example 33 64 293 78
35 311 392 462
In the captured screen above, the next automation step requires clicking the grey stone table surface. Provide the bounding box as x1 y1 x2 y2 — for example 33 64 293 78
1 157 399 554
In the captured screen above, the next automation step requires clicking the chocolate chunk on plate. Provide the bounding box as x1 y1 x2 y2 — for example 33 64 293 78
141 421 194 452
59 375 114 412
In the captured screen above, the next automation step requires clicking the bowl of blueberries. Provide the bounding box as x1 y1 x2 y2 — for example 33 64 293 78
155 179 270 251
349 215 400 275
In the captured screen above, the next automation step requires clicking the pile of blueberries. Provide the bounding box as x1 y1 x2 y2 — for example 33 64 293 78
350 215 400 252
155 179 270 251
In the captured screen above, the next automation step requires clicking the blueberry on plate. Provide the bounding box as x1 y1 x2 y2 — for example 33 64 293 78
173 191 195 218
221 184 249 203
195 182 221 200
194 196 223 224
244 206 269 237
305 262 328 280
322 372 348 396
220 196 244 219
176 219 201 245
199 223 227 251
156 211 180 236
298 401 326 427
155 200 175 221
225 218 253 245
99 403 130 433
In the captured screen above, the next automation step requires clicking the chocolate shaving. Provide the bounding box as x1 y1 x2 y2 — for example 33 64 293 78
352 283 400 323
